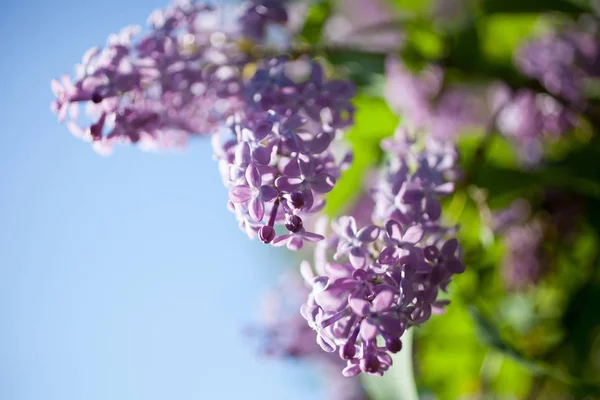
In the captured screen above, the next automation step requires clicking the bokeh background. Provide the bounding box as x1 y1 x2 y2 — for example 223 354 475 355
3 0 600 399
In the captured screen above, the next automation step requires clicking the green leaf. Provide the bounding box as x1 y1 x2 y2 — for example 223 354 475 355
324 95 398 216
325 49 386 87
300 1 331 45
470 306 583 386
448 20 483 72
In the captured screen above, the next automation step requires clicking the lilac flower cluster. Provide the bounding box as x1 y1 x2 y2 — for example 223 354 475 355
52 0 354 245
299 128 465 376
50 0 291 154
516 27 600 106
501 219 545 290
212 58 354 248
494 87 576 163
493 193 583 290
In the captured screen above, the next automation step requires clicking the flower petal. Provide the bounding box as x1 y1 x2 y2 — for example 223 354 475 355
372 289 394 313
378 246 397 265
252 145 271 165
248 197 265 221
317 334 336 353
385 219 404 242
245 164 262 188
441 238 458 256
287 236 304 251
302 231 325 242
310 173 336 193
446 257 465 274
349 247 366 269
229 185 253 203
274 176 302 193
434 181 455 195
298 157 314 178
357 225 381 243
425 196 442 220
234 142 251 166
402 225 424 244
378 314 404 336
402 187 424 204
271 234 292 246
349 297 370 317
360 319 378 341
259 185 278 202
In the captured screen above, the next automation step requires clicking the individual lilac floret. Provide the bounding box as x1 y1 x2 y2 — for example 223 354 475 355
229 164 278 221
212 59 353 248
300 128 465 376
333 216 380 269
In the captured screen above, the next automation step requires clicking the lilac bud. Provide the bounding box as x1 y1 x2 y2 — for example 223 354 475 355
340 341 357 360
385 337 402 353
288 191 305 210
259 226 276 244
360 351 380 374
91 92 103 104
285 214 303 233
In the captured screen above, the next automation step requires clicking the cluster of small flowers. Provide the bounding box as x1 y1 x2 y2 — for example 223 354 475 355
299 128 465 376
492 192 583 290
212 57 354 248
516 25 600 107
252 272 367 400
497 23 600 163
384 56 485 141
50 0 291 153
494 87 576 164
51 0 355 245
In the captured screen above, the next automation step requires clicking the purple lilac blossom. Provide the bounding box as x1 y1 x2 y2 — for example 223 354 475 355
385 56 484 141
52 0 354 244
50 0 291 154
238 0 289 41
490 199 531 234
501 220 545 290
516 27 600 106
212 58 353 248
495 88 576 164
300 127 465 376
493 193 583 290
324 0 405 53
252 272 367 400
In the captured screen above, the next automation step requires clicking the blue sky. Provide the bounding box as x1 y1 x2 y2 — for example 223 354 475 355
0 1 323 399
